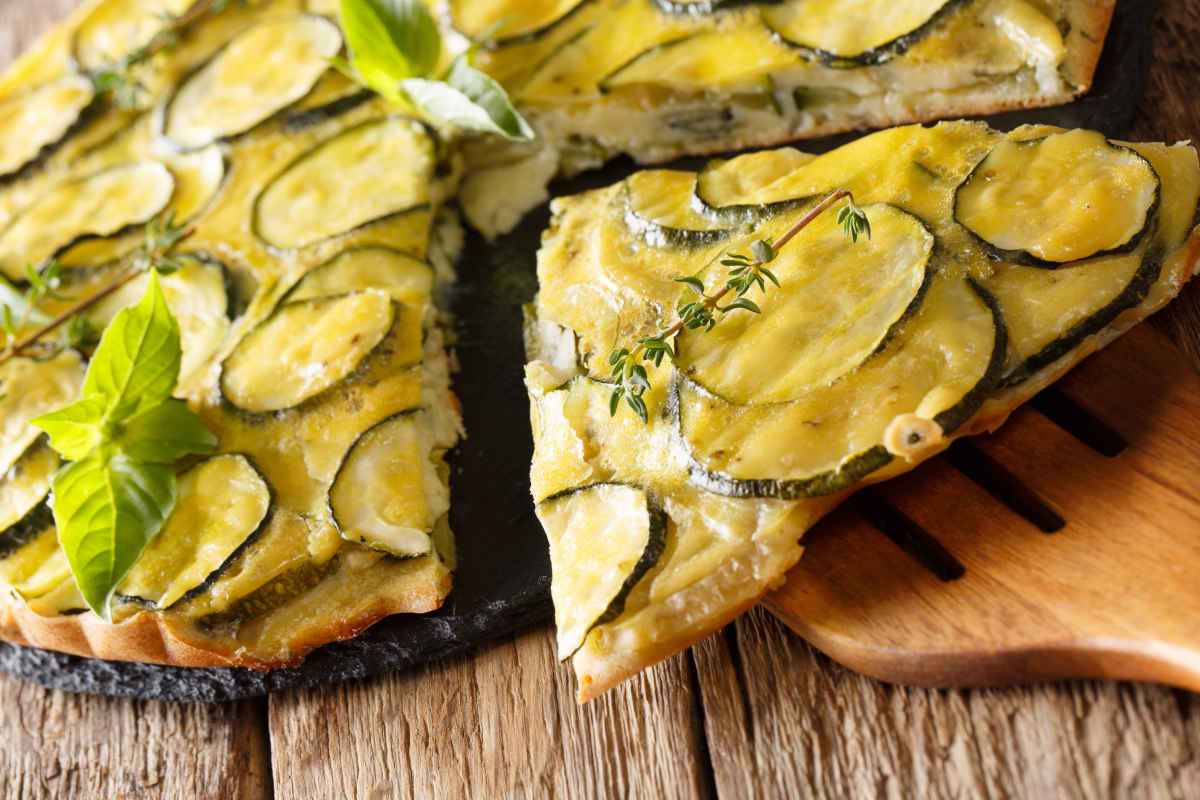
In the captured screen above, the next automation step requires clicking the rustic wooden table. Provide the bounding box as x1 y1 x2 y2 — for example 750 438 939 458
1 2 1198 798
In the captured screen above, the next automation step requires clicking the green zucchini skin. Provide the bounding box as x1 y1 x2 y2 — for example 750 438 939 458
651 0 781 15
0 94 102 186
282 89 374 132
0 502 54 560
672 277 1007 500
250 117 436 253
326 406 426 556
670 373 896 500
0 163 174 278
194 557 341 635
453 0 592 49
115 454 276 611
597 35 693 94
764 0 968 68
622 172 734 249
538 482 668 658
953 139 1162 269
999 244 1163 388
217 293 414 419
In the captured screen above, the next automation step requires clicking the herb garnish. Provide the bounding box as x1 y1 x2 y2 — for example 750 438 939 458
91 0 246 109
608 190 871 422
0 214 193 366
337 0 534 141
32 272 217 618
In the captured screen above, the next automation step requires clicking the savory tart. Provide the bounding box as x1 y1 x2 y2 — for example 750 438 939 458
0 0 463 667
455 0 1116 171
524 121 1200 700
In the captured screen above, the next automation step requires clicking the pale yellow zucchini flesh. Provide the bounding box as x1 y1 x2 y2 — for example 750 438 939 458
537 483 665 659
328 413 443 558
163 15 342 149
526 120 1200 699
0 162 174 278
221 291 397 413
118 454 271 609
0 0 464 664
954 129 1160 264
0 76 94 178
253 117 436 250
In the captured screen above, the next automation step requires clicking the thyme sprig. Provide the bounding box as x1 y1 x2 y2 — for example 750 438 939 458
91 0 245 109
607 190 870 423
0 214 194 366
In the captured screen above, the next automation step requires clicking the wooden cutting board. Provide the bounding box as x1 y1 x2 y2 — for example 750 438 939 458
766 323 1200 691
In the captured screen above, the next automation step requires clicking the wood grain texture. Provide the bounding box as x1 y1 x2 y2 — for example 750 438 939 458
694 608 1200 800
269 627 714 799
0 675 271 800
3 1 1200 799
766 326 1200 690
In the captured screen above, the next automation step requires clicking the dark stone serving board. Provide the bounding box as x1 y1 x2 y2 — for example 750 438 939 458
0 0 1154 701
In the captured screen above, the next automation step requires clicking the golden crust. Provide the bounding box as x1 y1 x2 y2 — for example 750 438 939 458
543 0 1118 169
571 222 1200 702
0 567 451 670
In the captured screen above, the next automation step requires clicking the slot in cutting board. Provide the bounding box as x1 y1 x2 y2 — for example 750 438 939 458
767 323 1200 691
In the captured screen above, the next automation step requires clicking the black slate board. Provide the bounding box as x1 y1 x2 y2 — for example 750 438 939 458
0 0 1155 701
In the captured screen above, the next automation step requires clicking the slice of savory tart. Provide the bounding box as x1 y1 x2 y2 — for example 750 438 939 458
452 0 1115 171
524 121 1200 701
0 0 464 668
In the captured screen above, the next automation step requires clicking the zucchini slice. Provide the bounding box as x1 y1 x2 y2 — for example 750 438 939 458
117 454 272 609
252 117 435 250
0 526 71 603
86 255 230 386
676 274 1005 498
286 246 434 306
652 0 779 13
328 411 444 558
954 130 1160 266
0 75 96 180
623 169 732 248
220 290 397 413
55 147 225 269
0 351 85 476
989 244 1161 388
450 0 590 46
162 15 342 150
537 483 667 659
763 0 965 67
72 0 194 72
0 161 174 279
0 441 58 557
599 26 797 95
675 204 933 404
694 147 816 223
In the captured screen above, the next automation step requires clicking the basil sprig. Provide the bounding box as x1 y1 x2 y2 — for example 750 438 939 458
338 0 534 141
32 272 217 618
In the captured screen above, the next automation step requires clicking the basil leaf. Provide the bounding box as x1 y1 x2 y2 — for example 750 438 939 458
116 398 217 463
82 270 180 422
340 0 440 89
50 451 176 619
402 58 534 141
30 396 108 460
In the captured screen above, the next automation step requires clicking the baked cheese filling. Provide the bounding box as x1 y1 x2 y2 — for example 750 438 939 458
456 0 1107 175
524 121 1200 700
0 0 464 667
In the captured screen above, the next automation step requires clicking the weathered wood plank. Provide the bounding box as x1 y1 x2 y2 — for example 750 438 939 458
0 673 271 800
693 608 1200 800
692 7 1200 799
269 626 712 799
